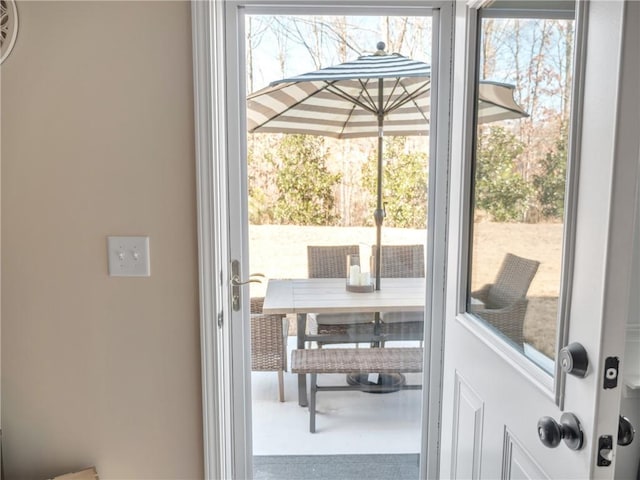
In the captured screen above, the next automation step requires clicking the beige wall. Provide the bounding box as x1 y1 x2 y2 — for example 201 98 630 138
1 1 203 478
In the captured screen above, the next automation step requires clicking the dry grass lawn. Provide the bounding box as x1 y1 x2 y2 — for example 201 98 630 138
249 222 563 358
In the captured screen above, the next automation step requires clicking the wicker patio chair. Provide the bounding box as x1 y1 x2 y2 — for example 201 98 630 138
470 253 540 347
308 244 427 342
307 245 360 279
378 244 425 279
378 244 426 340
307 245 375 342
251 297 289 402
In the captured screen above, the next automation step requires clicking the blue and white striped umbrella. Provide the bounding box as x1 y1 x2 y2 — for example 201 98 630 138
247 43 527 290
247 45 527 139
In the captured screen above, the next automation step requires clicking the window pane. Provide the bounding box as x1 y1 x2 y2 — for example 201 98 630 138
246 13 432 477
468 13 575 374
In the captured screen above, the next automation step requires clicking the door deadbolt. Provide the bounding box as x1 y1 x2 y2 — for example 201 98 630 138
537 413 584 450
559 342 589 377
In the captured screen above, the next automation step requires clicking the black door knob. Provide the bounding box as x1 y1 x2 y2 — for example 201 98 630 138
537 413 584 450
538 416 562 447
618 415 635 446
559 342 589 377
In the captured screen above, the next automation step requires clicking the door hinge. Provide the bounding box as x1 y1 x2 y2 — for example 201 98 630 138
217 311 223 328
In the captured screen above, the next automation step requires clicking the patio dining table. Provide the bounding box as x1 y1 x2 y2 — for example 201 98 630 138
262 277 426 406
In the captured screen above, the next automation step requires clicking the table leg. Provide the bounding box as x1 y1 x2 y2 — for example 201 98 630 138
297 313 308 407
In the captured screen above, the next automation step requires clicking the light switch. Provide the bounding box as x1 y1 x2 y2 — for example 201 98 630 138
107 236 150 277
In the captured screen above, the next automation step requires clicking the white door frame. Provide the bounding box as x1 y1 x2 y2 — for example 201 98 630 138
192 1 456 478
192 1 233 478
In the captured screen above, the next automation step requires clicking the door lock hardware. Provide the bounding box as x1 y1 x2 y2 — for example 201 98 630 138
559 342 589 377
230 260 265 311
603 356 619 389
537 413 584 450
617 416 635 446
597 435 613 466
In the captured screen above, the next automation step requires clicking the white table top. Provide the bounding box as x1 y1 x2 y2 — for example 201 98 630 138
262 278 426 314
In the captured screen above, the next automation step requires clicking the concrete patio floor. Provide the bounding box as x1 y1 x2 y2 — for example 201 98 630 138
252 337 423 456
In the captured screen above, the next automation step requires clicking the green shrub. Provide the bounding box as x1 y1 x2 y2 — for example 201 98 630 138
362 137 428 229
271 135 342 225
475 127 530 222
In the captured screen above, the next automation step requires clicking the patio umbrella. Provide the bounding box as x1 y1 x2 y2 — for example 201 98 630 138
247 42 527 290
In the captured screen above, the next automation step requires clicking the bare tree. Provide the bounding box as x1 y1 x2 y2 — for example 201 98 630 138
246 16 272 92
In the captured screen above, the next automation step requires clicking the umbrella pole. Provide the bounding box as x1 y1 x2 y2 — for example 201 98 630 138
374 78 385 291
372 79 384 344
368 76 408 394
374 132 384 291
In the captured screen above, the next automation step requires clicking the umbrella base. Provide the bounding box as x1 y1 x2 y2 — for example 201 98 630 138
345 372 406 393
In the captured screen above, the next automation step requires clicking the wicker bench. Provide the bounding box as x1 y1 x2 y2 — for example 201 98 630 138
291 347 424 433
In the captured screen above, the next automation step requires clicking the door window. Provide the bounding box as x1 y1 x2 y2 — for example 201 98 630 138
467 5 576 375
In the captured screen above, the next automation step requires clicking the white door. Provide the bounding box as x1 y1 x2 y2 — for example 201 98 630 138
441 1 638 479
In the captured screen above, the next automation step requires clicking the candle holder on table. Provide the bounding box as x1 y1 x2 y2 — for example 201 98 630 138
345 254 374 293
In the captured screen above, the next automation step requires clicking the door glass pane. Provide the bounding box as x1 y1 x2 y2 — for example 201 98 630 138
244 13 432 479
467 8 576 374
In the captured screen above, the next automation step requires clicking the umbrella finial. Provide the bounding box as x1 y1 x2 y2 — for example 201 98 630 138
375 42 386 55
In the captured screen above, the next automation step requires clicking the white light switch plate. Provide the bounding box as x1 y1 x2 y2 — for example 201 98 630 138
108 236 150 277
